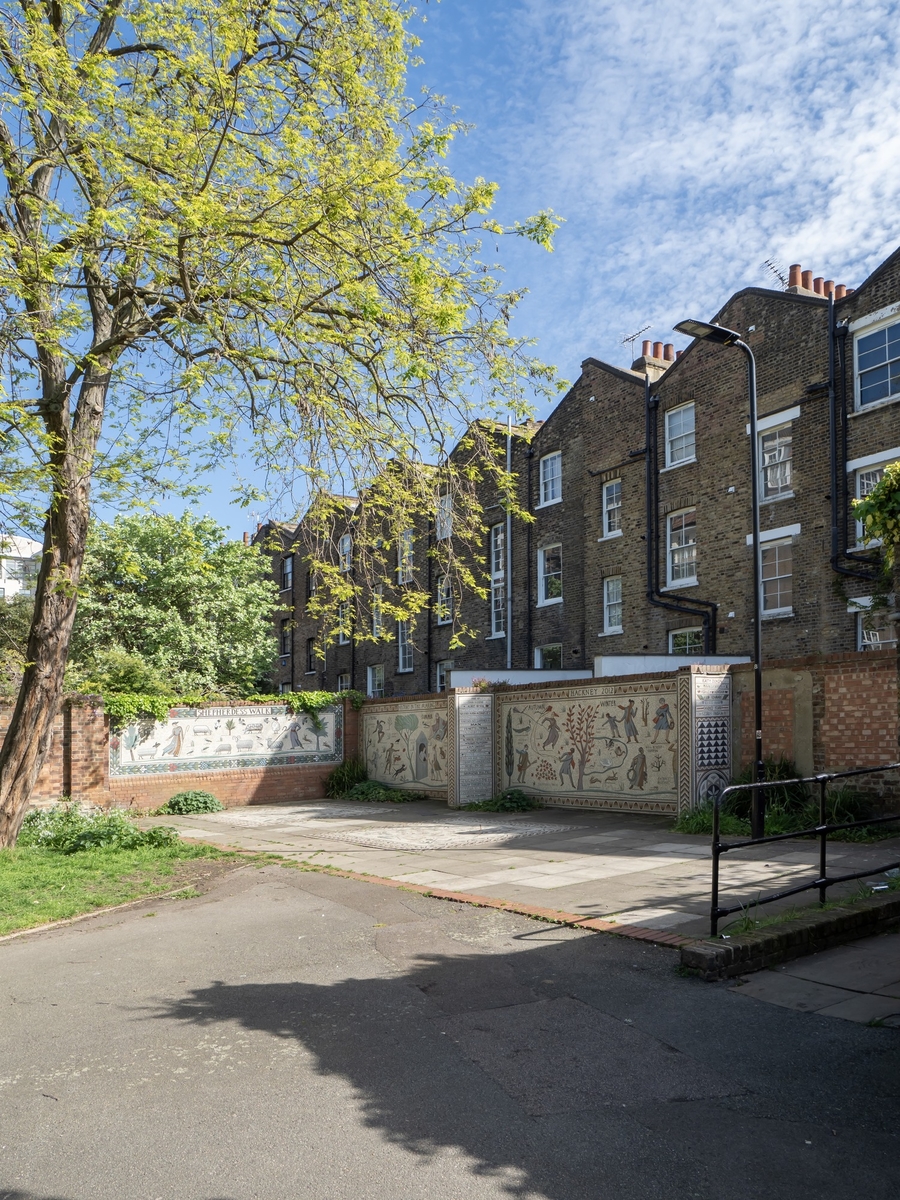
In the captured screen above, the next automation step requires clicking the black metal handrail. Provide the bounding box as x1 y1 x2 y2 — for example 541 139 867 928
710 762 900 937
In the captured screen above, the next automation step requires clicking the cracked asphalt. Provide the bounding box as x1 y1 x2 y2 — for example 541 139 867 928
1 862 897 1199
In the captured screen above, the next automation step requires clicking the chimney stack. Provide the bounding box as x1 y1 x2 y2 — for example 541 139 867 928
788 264 802 288
663 343 675 361
653 341 664 359
641 339 653 358
801 269 813 290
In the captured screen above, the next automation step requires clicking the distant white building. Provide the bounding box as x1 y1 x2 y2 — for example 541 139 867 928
0 536 41 600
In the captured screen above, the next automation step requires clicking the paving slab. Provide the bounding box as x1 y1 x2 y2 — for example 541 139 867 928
733 973 857 1012
816 994 900 1024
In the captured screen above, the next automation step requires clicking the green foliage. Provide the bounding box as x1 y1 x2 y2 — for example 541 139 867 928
158 791 223 816
853 460 900 554
18 803 180 854
69 514 278 696
465 789 540 812
344 781 425 803
0 593 34 697
725 756 810 820
324 754 369 798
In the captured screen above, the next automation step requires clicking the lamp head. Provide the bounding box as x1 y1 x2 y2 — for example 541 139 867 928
674 319 741 346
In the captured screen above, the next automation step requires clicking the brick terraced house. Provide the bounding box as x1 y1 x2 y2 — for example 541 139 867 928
258 242 900 697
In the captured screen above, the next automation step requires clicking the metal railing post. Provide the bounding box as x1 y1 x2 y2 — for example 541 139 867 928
818 776 828 906
711 792 721 937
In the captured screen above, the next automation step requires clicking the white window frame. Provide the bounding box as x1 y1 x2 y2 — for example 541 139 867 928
367 664 385 699
280 617 292 658
305 637 317 674
436 493 452 540
669 627 703 655
537 543 563 606
854 313 900 411
338 533 352 572
489 523 506 637
280 556 293 591
664 403 696 468
436 659 454 692
436 574 452 625
336 672 350 692
538 451 562 507
397 620 413 672
760 537 793 616
849 597 898 652
534 643 563 670
601 479 622 538
397 529 414 584
602 575 623 635
372 585 383 637
337 601 350 645
759 423 793 501
666 509 697 588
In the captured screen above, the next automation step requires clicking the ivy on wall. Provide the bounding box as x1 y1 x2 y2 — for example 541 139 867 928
90 688 366 731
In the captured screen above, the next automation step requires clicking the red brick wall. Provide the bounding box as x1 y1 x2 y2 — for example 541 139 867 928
739 687 795 769
1 697 359 809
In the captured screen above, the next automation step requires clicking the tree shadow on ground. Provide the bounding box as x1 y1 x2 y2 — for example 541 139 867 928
150 926 900 1200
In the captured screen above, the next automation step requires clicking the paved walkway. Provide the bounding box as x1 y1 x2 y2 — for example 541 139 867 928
732 931 900 1026
144 800 900 937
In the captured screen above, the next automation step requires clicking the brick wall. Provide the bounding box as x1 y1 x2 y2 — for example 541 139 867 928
3 697 359 810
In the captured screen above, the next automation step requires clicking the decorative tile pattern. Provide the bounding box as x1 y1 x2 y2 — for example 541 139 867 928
361 699 449 793
110 704 342 776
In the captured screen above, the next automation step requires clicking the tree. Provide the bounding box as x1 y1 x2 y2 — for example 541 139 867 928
0 0 559 844
68 513 278 695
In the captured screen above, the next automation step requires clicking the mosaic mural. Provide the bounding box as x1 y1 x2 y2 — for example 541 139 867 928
495 681 682 813
110 704 342 776
361 699 450 792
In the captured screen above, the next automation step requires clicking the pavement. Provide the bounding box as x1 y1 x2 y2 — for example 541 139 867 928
2 863 899 1199
143 799 900 937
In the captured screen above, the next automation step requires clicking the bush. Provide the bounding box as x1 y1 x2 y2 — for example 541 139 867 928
158 790 223 815
344 781 425 803
465 789 541 813
673 779 888 840
18 803 180 854
324 754 368 798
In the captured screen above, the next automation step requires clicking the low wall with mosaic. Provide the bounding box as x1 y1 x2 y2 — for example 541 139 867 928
360 696 450 798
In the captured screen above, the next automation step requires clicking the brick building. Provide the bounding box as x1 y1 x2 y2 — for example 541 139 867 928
259 242 900 697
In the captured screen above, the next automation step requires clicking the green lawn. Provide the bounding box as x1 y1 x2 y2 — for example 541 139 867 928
0 842 233 936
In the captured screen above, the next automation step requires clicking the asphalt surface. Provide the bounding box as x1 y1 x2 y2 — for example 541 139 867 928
1 862 897 1200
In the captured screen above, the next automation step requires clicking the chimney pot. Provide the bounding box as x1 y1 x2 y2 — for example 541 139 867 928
653 341 664 359
243 531 249 545
788 264 802 287
846 287 855 295
801 270 813 290
813 277 824 295
824 280 835 297
641 339 652 358
257 521 263 531
675 350 683 359
663 343 675 361
835 284 846 300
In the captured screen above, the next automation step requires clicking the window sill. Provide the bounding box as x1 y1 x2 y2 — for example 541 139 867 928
852 394 900 417
597 629 623 637
661 580 699 591
536 597 563 608
338 640 350 647
597 530 623 542
762 609 794 620
485 632 506 640
304 670 317 676
396 668 414 674
660 458 697 473
534 497 562 510
760 492 795 504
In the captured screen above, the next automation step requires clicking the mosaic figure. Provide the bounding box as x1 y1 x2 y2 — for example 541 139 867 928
627 746 647 790
651 699 674 743
618 699 639 743
516 745 532 783
541 709 561 750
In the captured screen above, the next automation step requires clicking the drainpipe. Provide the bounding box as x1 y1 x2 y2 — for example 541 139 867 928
506 418 513 672
644 376 718 651
829 294 879 581
526 447 534 665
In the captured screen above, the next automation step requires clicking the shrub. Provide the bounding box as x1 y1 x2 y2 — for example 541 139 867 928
345 781 425 803
158 790 223 815
324 754 368 798
18 803 180 854
465 789 540 813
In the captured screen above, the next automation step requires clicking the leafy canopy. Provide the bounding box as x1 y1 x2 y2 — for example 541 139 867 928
68 513 278 694
853 461 900 556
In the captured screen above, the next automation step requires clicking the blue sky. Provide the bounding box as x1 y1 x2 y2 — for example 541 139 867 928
199 0 900 536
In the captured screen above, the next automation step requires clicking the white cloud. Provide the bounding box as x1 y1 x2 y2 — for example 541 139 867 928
428 0 900 382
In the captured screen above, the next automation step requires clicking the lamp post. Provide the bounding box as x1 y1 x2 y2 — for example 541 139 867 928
674 320 765 837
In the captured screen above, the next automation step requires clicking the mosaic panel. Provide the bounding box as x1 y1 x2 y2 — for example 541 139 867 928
495 680 680 813
110 704 342 776
361 698 450 792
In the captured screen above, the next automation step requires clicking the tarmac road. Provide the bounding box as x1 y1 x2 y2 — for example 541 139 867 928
1 863 897 1200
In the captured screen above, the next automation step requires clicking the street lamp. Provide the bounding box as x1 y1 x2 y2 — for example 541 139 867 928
673 320 765 838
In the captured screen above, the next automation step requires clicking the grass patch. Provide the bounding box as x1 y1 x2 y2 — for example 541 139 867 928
719 873 900 937
464 789 541 813
0 841 232 936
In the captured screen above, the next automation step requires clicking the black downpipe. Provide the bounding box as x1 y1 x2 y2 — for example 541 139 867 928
644 376 718 651
829 296 879 580
526 448 534 664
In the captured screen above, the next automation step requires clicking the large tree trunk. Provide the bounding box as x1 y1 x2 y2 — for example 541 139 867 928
0 372 108 847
